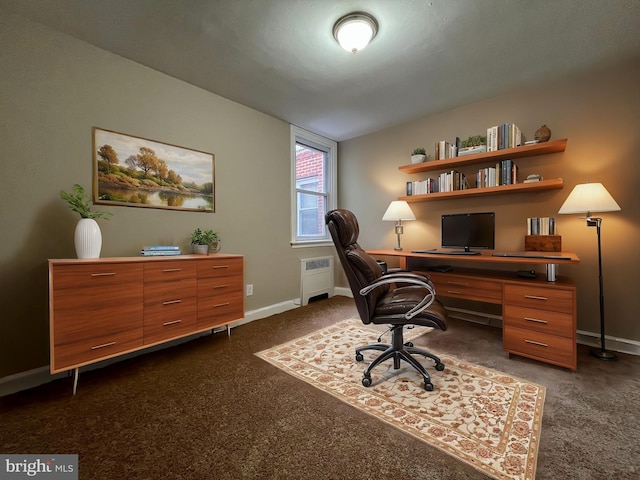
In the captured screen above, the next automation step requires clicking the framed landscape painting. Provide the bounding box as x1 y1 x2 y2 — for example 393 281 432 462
93 127 215 212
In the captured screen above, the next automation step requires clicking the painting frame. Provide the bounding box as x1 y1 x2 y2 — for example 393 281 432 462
93 127 215 213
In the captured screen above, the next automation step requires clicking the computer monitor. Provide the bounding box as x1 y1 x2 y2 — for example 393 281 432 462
441 212 495 252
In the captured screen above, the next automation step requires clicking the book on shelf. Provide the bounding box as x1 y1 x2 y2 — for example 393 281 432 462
406 171 468 195
140 249 182 256
142 245 181 251
476 160 518 188
140 245 182 256
526 217 556 235
487 123 526 151
435 140 458 160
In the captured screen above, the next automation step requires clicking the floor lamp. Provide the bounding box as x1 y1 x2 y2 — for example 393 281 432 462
382 200 415 250
558 182 621 360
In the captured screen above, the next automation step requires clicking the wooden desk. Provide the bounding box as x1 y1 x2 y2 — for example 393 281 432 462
367 249 579 370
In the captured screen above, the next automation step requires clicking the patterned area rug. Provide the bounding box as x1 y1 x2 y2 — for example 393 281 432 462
256 319 545 480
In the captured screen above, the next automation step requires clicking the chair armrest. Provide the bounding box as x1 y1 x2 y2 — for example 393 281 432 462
359 274 436 320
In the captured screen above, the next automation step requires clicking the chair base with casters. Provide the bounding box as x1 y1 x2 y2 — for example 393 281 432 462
325 208 448 391
355 324 445 391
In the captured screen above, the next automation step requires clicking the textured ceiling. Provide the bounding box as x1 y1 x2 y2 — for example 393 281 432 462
2 0 640 141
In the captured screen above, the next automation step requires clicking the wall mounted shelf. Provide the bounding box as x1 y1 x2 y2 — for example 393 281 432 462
400 178 564 202
399 138 567 202
398 138 567 174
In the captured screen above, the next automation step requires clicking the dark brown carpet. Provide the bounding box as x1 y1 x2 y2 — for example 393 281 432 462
1 296 639 479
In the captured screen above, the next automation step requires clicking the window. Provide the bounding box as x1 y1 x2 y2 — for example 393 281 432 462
291 125 337 245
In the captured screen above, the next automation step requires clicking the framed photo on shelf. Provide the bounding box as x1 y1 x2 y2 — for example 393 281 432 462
93 127 215 212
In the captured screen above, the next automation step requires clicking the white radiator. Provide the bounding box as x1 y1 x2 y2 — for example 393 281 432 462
300 256 334 306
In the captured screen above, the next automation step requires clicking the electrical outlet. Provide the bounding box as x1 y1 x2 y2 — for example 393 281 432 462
246 284 253 296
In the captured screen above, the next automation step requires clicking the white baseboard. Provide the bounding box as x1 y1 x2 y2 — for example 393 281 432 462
576 330 640 356
334 287 352 298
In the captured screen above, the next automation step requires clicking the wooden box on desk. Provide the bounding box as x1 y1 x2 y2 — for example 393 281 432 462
525 235 562 252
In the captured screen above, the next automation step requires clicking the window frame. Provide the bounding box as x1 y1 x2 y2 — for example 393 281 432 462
290 125 337 247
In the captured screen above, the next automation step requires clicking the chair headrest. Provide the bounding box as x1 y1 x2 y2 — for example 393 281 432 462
326 209 359 247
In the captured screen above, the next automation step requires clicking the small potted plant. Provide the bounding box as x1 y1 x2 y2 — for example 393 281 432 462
410 147 427 164
60 184 112 259
190 228 219 254
458 135 487 155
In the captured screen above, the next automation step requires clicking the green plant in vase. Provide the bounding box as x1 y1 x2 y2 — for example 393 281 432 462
59 184 112 258
59 184 112 219
191 228 219 254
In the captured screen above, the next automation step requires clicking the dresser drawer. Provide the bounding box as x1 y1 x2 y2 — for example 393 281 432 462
504 305 575 338
144 279 198 343
504 284 574 314
197 257 243 279
428 272 502 304
144 261 197 283
504 325 576 370
53 301 143 345
198 290 244 328
53 327 143 372
51 263 143 290
197 275 243 299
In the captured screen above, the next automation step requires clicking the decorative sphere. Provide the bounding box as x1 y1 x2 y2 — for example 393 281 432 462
535 125 551 142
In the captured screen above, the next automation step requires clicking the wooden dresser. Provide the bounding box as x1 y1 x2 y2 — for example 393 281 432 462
48 254 244 391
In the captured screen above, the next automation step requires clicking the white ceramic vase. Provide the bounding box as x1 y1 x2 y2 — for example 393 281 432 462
74 218 102 259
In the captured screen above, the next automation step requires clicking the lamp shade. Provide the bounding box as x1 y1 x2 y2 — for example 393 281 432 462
382 201 415 221
333 13 378 53
558 182 621 215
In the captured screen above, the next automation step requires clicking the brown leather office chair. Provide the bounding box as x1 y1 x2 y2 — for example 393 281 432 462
326 209 448 391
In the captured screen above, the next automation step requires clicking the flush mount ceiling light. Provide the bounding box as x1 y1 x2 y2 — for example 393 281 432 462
333 12 378 53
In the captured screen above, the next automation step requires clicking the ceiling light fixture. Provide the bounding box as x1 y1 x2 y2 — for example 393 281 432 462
333 12 378 53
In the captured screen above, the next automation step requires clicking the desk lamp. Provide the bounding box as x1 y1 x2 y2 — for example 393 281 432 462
558 182 621 360
382 201 415 250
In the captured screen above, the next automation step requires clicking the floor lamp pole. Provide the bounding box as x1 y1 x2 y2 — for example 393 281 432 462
590 217 616 360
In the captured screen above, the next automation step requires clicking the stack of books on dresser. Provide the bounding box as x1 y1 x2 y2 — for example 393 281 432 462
140 245 182 256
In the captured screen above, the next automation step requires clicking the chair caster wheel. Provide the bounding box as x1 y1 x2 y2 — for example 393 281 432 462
404 341 414 347
435 362 445 371
362 376 372 387
425 382 434 391
355 353 364 362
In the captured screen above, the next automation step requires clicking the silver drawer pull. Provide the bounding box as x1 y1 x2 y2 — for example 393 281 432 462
524 295 548 301
214 302 230 308
213 285 229 289
525 339 548 347
213 265 229 269
91 341 116 350
163 299 182 305
447 281 468 286
163 268 182 272
446 290 464 295
91 272 116 277
524 317 548 324
163 319 182 326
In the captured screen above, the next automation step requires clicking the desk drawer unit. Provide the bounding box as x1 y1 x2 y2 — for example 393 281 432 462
427 272 502 304
503 283 576 370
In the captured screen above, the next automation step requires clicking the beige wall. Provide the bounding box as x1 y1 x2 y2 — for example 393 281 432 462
0 14 333 378
339 59 640 344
